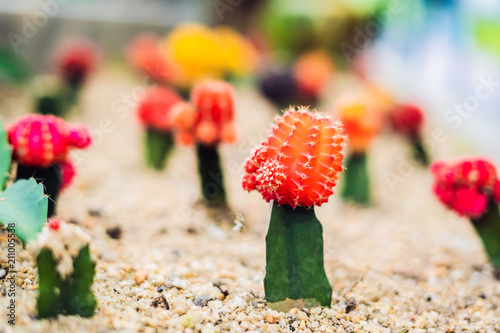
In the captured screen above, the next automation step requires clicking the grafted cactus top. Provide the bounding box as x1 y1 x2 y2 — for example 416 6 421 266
389 104 424 137
137 87 182 131
171 80 238 146
334 94 381 153
56 40 98 87
243 109 345 208
432 159 500 219
8 114 91 167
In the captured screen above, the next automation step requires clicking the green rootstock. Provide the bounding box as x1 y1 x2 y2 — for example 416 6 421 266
16 163 62 217
265 202 332 311
37 245 97 318
0 118 12 190
411 135 429 166
0 179 48 244
473 203 500 270
196 144 227 207
341 152 370 204
35 93 70 118
145 128 175 170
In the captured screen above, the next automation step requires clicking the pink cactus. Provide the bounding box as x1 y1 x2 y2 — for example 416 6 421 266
8 114 92 168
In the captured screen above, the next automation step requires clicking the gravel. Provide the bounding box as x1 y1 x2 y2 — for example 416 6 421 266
0 70 499 332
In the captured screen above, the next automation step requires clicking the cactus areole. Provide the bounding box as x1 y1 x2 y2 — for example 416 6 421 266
242 108 345 311
432 159 500 275
8 114 92 217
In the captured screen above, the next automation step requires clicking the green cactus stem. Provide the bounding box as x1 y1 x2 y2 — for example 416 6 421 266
265 201 332 311
0 118 12 190
196 143 227 207
341 152 370 204
472 202 500 274
32 76 72 117
37 245 96 318
16 163 62 217
411 135 429 166
144 128 175 170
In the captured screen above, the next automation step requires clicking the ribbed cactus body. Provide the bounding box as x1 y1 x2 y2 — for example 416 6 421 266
8 115 91 216
35 220 96 318
432 159 498 219
243 109 344 208
8 115 91 167
432 158 500 274
242 108 344 311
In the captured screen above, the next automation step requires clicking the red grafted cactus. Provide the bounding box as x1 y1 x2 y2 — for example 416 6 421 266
8 114 91 167
170 80 238 206
431 159 498 219
242 108 345 311
431 158 500 275
389 104 424 137
388 103 429 165
56 40 98 89
136 87 182 170
8 114 92 217
137 87 182 131
243 108 344 207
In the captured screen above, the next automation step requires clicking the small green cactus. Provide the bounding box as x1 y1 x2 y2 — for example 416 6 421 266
32 75 72 117
341 153 370 205
34 219 97 318
196 143 227 207
145 128 175 170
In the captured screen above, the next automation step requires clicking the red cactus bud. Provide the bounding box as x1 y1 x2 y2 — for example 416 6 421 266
494 181 500 203
431 158 498 219
242 108 345 208
8 114 92 167
47 217 61 231
60 160 76 191
56 40 98 87
170 102 197 131
389 104 424 137
137 87 181 131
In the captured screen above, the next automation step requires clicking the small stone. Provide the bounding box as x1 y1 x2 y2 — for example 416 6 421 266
135 271 147 284
181 313 195 328
152 295 169 310
265 315 274 324
345 300 356 313
106 226 122 239
194 295 213 307
290 308 299 315
297 311 308 321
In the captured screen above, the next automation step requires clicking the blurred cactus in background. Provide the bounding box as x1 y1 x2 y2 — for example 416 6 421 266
8 114 92 217
334 92 381 204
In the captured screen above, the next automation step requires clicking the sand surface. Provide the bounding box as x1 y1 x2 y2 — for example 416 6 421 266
1 70 499 332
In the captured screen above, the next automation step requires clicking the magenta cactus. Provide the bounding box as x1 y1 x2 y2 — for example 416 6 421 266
8 114 92 216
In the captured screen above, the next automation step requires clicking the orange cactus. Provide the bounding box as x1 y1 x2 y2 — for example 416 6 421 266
242 108 345 208
333 94 381 152
126 33 178 83
171 80 238 146
293 50 334 98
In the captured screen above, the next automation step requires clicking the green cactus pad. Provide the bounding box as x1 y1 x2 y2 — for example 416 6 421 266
341 152 370 204
0 179 48 244
265 201 332 311
473 203 500 269
145 128 175 170
0 118 12 190
196 144 227 207
37 245 96 318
